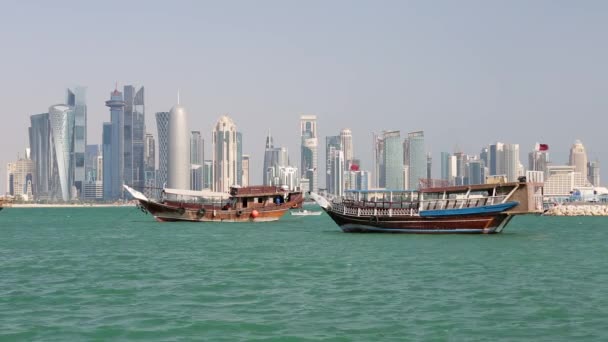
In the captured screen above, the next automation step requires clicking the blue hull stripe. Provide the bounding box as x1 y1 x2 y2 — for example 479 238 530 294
419 201 519 217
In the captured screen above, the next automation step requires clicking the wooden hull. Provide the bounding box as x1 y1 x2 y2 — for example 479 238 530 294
325 210 513 234
137 199 299 223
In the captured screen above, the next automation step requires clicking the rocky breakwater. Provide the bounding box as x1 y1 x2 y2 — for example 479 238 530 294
544 204 608 216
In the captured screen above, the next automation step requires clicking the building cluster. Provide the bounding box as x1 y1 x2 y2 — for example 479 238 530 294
5 85 603 203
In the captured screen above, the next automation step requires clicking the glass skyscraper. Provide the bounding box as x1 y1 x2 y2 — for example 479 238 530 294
300 115 318 193
383 131 403 190
123 86 145 191
155 112 170 190
407 131 426 190
67 87 87 199
49 104 75 201
104 88 125 200
29 113 51 199
190 131 203 190
325 135 340 193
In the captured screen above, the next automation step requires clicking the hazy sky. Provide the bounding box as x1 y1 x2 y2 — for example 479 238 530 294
1 0 607 193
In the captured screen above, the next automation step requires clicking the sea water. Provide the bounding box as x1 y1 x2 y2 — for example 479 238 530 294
1 208 607 341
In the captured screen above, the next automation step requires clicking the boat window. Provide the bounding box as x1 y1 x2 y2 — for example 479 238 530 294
242 198 247 208
258 197 264 204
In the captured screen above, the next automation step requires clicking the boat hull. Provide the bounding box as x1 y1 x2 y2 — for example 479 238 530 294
325 210 513 234
138 199 298 223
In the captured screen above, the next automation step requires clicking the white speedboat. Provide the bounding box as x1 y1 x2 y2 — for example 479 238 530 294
291 209 323 216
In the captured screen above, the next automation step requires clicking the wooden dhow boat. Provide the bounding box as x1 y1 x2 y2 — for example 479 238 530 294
310 181 543 234
124 185 304 223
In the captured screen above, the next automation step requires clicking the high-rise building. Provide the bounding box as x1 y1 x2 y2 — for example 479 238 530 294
373 132 386 188
325 135 341 193
503 144 520 182
263 131 290 186
242 154 250 187
426 152 432 183
467 160 484 185
190 131 203 190
29 113 51 199
278 166 300 190
263 130 275 185
569 140 588 176
440 152 450 181
383 131 403 190
340 128 353 168
300 115 318 193
67 87 87 199
407 131 426 190
104 87 125 200
155 112 170 189
236 132 243 186
6 152 35 201
213 115 238 193
102 123 112 199
85 145 99 182
331 149 344 197
588 160 600 186
144 133 156 195
203 160 213 189
489 143 504 176
122 86 145 191
480 147 489 167
168 103 190 190
49 104 74 201
529 149 549 174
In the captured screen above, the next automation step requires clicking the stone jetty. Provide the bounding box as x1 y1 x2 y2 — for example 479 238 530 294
543 204 608 216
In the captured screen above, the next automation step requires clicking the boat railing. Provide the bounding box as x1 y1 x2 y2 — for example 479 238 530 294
331 203 419 217
418 195 508 211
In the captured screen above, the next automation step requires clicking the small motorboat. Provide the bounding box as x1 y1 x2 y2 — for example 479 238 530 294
290 209 323 216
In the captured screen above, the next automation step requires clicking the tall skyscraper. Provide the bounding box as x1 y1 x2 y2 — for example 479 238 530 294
263 130 290 186
331 149 344 197
300 115 318 193
528 148 549 174
407 131 426 190
29 113 51 199
383 131 403 190
102 123 112 199
236 131 243 186
373 132 386 188
203 160 213 189
503 144 520 182
49 104 74 201
155 112 170 189
489 143 504 176
588 160 600 186
340 128 353 168
569 140 588 176
213 115 238 193
190 131 203 190
168 102 190 190
104 87 125 200
325 135 341 193
123 86 145 191
67 87 87 198
85 145 99 182
144 134 156 173
242 154 250 187
467 160 484 185
440 152 450 181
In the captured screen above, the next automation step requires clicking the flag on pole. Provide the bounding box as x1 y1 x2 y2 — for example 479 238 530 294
539 144 549 151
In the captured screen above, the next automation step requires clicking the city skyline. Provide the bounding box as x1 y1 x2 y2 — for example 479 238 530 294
2 2 608 194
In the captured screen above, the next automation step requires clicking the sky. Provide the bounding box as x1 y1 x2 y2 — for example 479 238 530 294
1 0 607 193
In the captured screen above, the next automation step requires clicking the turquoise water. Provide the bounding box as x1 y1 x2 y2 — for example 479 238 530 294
1 208 607 341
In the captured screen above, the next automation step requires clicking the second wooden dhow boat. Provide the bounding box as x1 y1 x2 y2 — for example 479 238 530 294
310 181 543 234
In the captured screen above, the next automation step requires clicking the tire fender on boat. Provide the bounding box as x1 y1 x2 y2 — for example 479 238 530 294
237 209 243 217
197 208 206 216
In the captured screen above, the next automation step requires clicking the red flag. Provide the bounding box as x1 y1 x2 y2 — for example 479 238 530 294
350 164 360 171
539 144 549 151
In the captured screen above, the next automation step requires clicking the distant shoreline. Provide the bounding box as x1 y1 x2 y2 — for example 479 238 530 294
6 203 136 208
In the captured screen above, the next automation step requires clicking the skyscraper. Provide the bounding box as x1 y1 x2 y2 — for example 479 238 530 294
440 152 450 181
155 112 170 189
263 130 290 186
325 135 341 193
300 115 318 193
407 131 426 190
588 160 600 186
203 160 212 189
489 143 504 176
331 149 344 197
503 144 520 182
236 131 243 186
85 145 99 182
569 140 588 176
102 123 112 199
29 113 51 199
168 103 190 190
144 133 156 173
104 87 125 200
242 154 250 187
190 131 203 190
123 86 145 191
373 132 386 188
67 87 87 198
340 128 353 168
213 115 238 193
49 104 74 201
467 160 484 185
528 147 549 174
383 131 403 190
